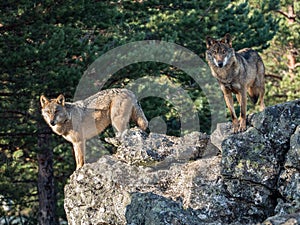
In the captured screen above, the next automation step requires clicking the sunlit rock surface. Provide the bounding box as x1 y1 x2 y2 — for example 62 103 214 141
65 100 300 225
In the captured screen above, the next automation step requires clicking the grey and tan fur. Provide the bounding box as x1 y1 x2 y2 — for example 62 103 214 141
206 33 265 133
40 88 148 169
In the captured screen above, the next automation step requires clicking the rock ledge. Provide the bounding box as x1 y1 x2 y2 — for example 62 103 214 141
64 100 300 225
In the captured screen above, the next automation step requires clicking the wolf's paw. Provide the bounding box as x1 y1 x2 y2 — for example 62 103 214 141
105 137 121 147
232 119 240 133
238 125 246 133
238 118 246 133
232 119 246 133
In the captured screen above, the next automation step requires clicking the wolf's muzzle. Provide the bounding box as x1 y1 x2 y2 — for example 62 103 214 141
217 62 224 68
50 120 56 126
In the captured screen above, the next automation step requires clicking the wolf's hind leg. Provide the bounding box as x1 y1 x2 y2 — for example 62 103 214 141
131 103 148 131
256 61 265 111
110 100 132 139
258 87 265 111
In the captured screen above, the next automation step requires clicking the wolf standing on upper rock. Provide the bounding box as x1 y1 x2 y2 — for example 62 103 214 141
206 33 265 133
40 88 148 169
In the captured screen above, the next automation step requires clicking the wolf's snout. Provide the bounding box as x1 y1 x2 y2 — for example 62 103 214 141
50 120 56 126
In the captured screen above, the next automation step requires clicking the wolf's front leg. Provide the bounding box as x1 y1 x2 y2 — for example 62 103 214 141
222 87 239 133
73 141 85 170
237 90 247 132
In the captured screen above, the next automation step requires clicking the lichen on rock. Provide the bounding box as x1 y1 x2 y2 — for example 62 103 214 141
64 99 300 225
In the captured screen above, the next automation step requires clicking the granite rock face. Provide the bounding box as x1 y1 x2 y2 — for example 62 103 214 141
64 100 300 225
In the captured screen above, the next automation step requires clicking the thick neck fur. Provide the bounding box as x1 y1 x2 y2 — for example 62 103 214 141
51 119 72 136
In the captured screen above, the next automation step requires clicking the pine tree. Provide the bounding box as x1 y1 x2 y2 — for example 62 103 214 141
0 1 119 223
0 0 279 223
263 0 300 105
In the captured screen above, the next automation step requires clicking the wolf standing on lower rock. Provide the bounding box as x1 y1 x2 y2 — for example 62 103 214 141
206 33 265 133
40 88 148 169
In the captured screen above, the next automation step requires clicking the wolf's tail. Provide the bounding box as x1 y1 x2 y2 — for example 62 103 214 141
132 102 148 130
249 93 259 105
248 84 265 106
248 60 265 106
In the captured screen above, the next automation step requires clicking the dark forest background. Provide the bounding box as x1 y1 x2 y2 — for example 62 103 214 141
1 0 299 224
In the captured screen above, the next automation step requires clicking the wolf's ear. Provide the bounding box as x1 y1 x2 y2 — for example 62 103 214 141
206 36 216 49
222 33 232 47
40 95 49 108
56 94 65 106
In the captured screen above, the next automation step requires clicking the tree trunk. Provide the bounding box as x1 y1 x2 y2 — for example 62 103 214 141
37 124 58 225
287 42 300 79
276 4 299 79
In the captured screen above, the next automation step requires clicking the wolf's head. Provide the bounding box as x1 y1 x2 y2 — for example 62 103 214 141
206 33 234 68
40 94 69 126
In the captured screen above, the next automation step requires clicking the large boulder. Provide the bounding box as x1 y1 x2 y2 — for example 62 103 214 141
64 100 300 225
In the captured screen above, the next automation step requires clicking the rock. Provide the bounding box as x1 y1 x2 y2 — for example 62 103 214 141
66 154 257 225
221 126 280 188
126 192 200 225
210 122 232 151
220 100 300 223
64 99 300 225
115 129 209 165
275 125 300 218
285 125 300 169
262 213 300 225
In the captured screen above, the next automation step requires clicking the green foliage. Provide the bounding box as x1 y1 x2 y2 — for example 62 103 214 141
0 0 117 222
0 0 280 223
263 1 300 105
